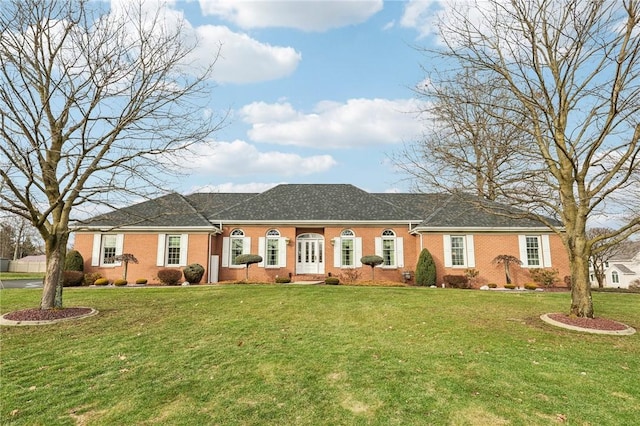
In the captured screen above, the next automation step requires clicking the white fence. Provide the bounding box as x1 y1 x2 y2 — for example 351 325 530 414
8 260 47 273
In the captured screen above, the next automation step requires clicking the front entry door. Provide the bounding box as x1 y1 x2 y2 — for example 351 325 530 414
296 233 324 274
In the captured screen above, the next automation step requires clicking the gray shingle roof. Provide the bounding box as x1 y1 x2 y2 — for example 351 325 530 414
613 264 636 274
76 184 555 230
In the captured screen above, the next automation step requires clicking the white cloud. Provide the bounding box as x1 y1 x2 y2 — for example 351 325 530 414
240 98 424 148
189 182 282 193
400 0 442 38
192 25 301 84
198 0 383 31
186 140 337 176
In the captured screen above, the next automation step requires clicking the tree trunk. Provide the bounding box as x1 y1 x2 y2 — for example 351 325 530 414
40 234 68 310
569 240 594 318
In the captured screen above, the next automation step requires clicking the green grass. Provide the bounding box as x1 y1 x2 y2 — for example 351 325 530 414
0 272 45 280
1 285 639 425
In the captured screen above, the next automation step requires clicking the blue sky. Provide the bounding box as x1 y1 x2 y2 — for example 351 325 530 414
129 0 444 194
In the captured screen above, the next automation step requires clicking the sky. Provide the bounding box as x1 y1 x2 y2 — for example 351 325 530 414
132 0 445 195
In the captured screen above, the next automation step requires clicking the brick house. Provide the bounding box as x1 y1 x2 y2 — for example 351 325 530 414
73 184 570 286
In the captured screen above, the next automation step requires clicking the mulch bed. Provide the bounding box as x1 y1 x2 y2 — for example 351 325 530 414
547 313 629 331
3 307 93 322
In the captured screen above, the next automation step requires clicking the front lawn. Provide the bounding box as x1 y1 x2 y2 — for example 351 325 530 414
1 285 638 425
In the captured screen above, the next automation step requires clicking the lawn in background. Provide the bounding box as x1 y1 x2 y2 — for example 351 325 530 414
1 285 638 425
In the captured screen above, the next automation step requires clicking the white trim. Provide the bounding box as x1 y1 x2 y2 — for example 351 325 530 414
178 234 188 266
397 237 404 268
541 234 552 267
91 234 101 266
355 237 363 267
278 237 287 268
466 235 475 268
443 235 452 267
333 237 341 268
258 237 265 267
221 237 230 267
157 234 166 266
518 235 528 266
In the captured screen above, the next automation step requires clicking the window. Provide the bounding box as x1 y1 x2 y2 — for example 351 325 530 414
230 229 245 266
518 235 552 268
166 235 182 266
102 235 117 265
341 230 355 267
612 271 619 284
91 234 123 267
266 229 280 267
450 236 465 266
381 229 396 266
443 235 475 268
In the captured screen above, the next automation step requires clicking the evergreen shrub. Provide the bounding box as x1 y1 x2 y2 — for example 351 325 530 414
415 249 436 286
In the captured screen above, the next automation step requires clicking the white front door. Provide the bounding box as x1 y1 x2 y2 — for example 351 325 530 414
296 233 324 274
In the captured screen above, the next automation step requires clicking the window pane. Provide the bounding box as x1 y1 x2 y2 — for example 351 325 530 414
102 235 117 264
266 238 279 266
342 238 354 266
451 236 465 266
382 238 395 266
526 236 540 266
167 235 181 265
231 238 243 265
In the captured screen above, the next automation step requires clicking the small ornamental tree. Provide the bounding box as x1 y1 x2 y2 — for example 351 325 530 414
492 255 522 285
64 250 84 272
361 255 384 281
107 253 138 281
183 263 205 284
415 248 436 286
235 254 263 281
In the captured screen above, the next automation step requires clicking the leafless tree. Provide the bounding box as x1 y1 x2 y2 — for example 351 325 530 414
587 227 636 288
394 70 531 201
0 0 223 309
407 0 640 317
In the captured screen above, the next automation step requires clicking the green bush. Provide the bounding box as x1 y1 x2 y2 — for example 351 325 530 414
94 278 109 286
487 283 498 288
443 275 470 289
63 270 84 287
415 249 436 286
504 284 516 289
325 277 340 285
524 283 538 290
529 268 559 288
157 268 182 286
114 278 127 286
275 276 291 283
135 278 148 285
183 263 205 284
84 272 102 286
64 250 84 272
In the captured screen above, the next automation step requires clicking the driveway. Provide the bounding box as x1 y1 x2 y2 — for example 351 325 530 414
0 279 43 289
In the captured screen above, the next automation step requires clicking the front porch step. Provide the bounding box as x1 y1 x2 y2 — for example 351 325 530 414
290 275 325 284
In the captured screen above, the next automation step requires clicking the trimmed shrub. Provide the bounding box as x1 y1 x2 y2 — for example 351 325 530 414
157 268 182 286
234 254 263 280
63 270 84 287
529 268 559 288
84 272 102 286
415 249 436 287
524 283 538 290
504 284 516 289
135 278 148 285
361 255 384 281
114 278 128 286
275 276 291 283
64 250 84 272
487 283 498 288
183 263 205 284
94 278 109 286
443 275 470 289
325 277 340 285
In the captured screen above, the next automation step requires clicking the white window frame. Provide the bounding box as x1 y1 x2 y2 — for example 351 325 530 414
156 234 188 267
443 235 475 268
611 270 619 284
518 235 552 268
375 230 404 269
91 234 123 267
258 229 287 268
222 229 251 268
333 230 362 268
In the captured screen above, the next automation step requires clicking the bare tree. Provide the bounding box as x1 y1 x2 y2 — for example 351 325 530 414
587 228 635 288
394 70 531 201
407 0 640 317
0 0 223 309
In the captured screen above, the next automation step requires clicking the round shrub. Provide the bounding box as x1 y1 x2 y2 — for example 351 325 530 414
415 249 436 287
524 283 538 290
135 278 148 285
183 263 205 284
325 277 340 285
275 276 291 283
64 250 84 272
94 278 109 286
157 268 182 286
63 270 84 287
504 284 516 289
487 283 498 288
114 278 127 286
84 272 102 286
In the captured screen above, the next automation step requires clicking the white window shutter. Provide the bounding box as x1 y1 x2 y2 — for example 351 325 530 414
156 234 166 266
397 237 404 268
179 234 189 266
374 237 382 257
466 235 475 267
518 235 528 267
221 237 230 267
114 234 124 266
278 238 287 267
541 235 552 267
443 235 452 267
91 234 101 266
258 237 265 267
333 237 341 267
243 237 251 254
355 237 363 267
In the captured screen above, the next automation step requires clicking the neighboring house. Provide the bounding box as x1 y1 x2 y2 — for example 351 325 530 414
589 241 640 289
73 184 570 286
